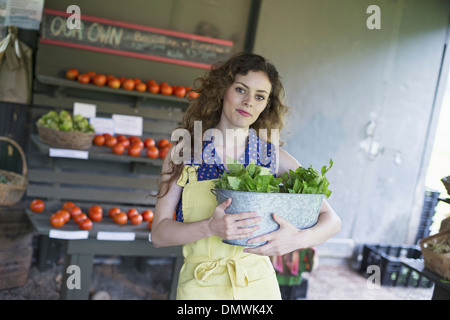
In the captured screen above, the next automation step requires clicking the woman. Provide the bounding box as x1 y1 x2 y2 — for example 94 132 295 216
152 52 341 300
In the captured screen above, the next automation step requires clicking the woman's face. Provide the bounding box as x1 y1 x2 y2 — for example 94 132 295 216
219 71 271 130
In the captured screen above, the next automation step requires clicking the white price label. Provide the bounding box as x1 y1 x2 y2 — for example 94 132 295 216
49 148 89 159
97 231 136 241
90 117 115 135
112 114 143 136
49 229 89 240
74 102 96 118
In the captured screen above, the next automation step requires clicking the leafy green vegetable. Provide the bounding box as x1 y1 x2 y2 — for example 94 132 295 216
214 158 333 198
213 159 282 193
281 159 333 198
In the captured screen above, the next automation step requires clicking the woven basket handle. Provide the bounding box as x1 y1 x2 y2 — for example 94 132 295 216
0 136 27 177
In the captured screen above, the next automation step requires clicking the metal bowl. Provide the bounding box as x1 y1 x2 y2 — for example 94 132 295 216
212 188 323 247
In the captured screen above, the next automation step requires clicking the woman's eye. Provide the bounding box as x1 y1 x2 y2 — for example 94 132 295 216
236 87 245 94
256 95 265 101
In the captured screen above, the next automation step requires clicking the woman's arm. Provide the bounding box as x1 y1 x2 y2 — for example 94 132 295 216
151 148 262 248
244 148 342 256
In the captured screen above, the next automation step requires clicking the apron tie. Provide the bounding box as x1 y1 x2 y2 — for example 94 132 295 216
188 256 249 299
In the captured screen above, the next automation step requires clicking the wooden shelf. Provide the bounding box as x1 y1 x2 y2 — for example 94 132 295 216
36 74 190 107
31 134 164 166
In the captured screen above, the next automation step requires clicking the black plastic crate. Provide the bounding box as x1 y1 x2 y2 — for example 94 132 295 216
279 278 308 300
414 190 440 243
360 244 433 288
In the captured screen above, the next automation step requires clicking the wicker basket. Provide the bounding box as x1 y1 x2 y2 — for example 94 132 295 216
420 230 450 281
442 176 450 196
36 123 95 150
0 137 28 206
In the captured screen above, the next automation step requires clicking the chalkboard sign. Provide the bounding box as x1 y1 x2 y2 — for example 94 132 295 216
40 9 234 69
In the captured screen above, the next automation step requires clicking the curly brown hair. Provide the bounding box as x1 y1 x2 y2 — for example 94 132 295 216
155 52 290 198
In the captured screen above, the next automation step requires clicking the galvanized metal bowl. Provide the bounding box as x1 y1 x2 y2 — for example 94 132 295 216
212 188 324 247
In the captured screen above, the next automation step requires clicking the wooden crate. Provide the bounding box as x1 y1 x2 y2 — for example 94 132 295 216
0 205 34 290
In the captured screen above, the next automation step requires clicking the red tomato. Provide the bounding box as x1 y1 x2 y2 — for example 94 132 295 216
146 146 159 159
148 83 160 94
112 143 125 155
50 213 65 228
77 73 90 84
160 85 173 96
131 140 144 150
144 138 155 148
187 90 200 99
73 213 87 224
118 138 130 149
127 208 139 219
116 134 126 141
56 209 70 223
128 144 141 156
79 218 93 230
113 212 128 225
86 71 96 80
108 207 121 218
30 199 45 213
141 209 154 222
159 146 170 159
93 135 105 146
65 68 79 81
148 219 153 230
130 214 143 225
105 136 118 148
88 205 103 222
93 74 107 86
174 86 187 98
157 138 170 149
146 80 157 87
128 136 141 145
70 206 82 218
62 201 76 212
135 82 147 92
107 78 121 89
122 79 135 90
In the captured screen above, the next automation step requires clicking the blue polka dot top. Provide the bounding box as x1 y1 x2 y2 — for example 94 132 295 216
175 128 277 222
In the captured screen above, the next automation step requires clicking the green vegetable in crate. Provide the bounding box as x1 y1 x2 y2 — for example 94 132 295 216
37 110 95 133
427 238 450 254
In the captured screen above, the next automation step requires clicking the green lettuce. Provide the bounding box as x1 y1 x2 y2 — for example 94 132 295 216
213 158 333 198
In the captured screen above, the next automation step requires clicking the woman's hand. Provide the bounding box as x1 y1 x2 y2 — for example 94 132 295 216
244 201 341 256
243 214 310 256
208 198 262 241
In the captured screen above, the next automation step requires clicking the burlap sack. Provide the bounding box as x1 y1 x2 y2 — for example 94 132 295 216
0 26 32 104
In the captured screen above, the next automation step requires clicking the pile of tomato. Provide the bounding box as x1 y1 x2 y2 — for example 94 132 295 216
29 199 154 231
93 133 171 159
65 68 200 99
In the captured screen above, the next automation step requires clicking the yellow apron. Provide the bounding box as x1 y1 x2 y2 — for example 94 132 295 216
176 165 281 300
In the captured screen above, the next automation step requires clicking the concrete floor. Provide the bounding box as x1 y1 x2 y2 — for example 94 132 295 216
0 257 434 300
305 262 433 300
